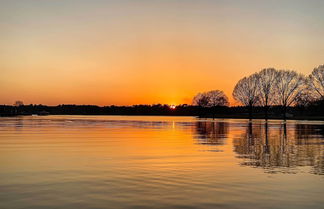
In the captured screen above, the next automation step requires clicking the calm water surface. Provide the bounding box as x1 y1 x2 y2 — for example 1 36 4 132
0 116 323 209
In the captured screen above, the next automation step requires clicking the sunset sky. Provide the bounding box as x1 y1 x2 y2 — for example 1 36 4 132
1 0 324 106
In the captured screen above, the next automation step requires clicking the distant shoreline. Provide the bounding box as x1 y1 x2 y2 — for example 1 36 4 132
2 104 324 121
2 113 324 122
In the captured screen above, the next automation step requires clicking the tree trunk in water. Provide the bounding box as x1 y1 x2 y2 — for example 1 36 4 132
265 105 269 121
248 121 253 144
249 105 252 120
264 121 269 154
283 105 287 121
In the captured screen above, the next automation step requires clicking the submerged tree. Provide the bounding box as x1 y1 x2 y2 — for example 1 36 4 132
192 90 229 107
275 70 305 119
205 90 229 107
256 68 278 119
232 73 260 119
309 65 324 100
193 90 229 118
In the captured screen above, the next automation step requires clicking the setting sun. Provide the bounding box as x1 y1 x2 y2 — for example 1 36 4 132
169 105 176 109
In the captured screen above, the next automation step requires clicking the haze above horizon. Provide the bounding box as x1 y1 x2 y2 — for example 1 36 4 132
1 0 324 105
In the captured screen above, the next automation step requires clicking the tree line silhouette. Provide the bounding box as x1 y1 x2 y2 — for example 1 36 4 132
193 65 324 120
1 65 324 119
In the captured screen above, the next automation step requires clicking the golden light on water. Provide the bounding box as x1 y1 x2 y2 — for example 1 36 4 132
1 116 323 208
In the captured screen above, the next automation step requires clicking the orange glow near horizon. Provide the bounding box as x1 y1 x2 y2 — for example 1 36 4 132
1 1 323 106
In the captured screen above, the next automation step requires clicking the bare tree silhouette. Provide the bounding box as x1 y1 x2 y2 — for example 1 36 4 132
193 90 229 107
295 88 316 107
232 73 259 119
275 70 305 120
192 93 210 107
193 90 229 118
309 65 324 100
257 68 278 120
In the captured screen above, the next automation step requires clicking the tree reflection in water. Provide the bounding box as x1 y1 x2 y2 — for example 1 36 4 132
233 121 324 175
194 121 229 151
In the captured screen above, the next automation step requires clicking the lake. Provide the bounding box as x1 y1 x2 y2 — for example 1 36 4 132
0 115 323 209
